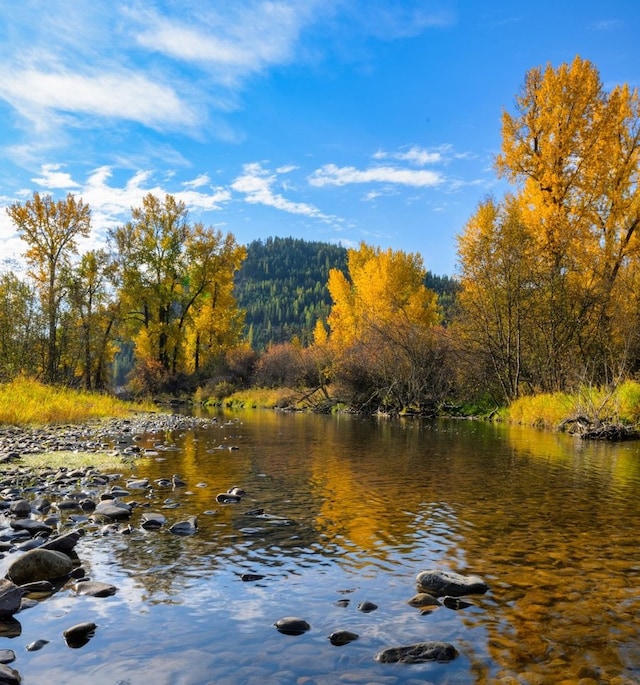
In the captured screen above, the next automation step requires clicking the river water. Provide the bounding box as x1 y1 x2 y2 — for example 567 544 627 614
8 410 640 684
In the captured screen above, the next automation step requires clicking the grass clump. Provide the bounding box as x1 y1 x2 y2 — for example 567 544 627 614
0 450 129 474
0 377 155 427
507 380 640 430
205 386 300 409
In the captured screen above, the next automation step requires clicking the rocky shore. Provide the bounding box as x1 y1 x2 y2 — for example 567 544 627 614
0 412 219 683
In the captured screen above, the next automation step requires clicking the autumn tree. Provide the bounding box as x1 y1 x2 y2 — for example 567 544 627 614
455 194 536 402
6 192 91 383
110 193 246 383
65 249 119 389
326 243 446 413
0 272 42 379
495 56 640 389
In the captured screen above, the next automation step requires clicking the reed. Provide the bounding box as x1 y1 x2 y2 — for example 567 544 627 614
0 377 153 426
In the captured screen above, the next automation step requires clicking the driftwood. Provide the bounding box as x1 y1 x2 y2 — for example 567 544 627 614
560 416 639 441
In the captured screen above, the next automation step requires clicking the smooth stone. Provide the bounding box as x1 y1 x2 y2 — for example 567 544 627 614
328 630 359 646
93 501 131 520
40 531 82 555
357 600 378 613
216 493 241 504
9 519 52 536
375 641 459 664
0 650 14 665
274 616 310 635
407 592 440 608
63 621 96 648
415 569 489 597
241 573 265 582
140 513 166 530
0 663 21 684
441 595 474 610
0 581 24 618
168 516 197 536
0 619 21 638
72 581 117 597
7 549 73 585
9 500 30 517
25 639 49 652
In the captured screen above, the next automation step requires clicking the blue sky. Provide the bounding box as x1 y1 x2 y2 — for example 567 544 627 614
0 1 637 276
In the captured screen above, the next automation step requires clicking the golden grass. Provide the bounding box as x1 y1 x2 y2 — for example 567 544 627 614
0 377 155 427
507 380 640 429
0 450 130 473
208 386 300 409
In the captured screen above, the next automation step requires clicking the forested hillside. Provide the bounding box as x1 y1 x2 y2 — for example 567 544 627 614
234 236 459 350
234 237 347 350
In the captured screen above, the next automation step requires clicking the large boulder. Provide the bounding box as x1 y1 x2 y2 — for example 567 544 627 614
416 569 488 597
6 549 73 585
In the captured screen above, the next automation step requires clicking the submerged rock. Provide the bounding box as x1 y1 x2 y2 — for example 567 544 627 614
416 569 488 597
72 581 117 597
375 641 459 664
169 516 197 536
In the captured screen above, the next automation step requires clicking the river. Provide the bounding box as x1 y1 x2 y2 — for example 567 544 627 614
8 410 640 684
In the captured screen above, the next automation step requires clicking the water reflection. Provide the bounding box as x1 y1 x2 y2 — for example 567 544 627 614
8 411 640 684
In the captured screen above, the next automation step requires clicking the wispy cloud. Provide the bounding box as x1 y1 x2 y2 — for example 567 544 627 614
232 162 334 220
373 145 444 166
308 163 443 188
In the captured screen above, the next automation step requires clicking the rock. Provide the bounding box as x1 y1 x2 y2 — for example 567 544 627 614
140 513 166 530
0 581 23 618
407 592 440 608
416 569 489 597
169 516 197 536
63 621 97 648
0 663 21 684
8 501 30 517
274 616 310 635
25 639 48 652
0 651 14 665
357 600 378 613
216 493 241 504
6 548 73 585
374 641 459 664
241 573 265 582
328 630 359 646
72 581 117 597
93 501 131 521
9 519 52 536
40 531 82 555
441 595 474 610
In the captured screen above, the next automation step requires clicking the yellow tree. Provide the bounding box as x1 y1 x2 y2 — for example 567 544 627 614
6 192 91 383
326 243 443 412
110 193 245 379
495 56 640 388
456 194 536 402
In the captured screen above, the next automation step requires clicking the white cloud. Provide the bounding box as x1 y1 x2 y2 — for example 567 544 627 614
0 68 198 131
308 163 443 188
373 145 443 166
232 162 333 220
32 164 81 189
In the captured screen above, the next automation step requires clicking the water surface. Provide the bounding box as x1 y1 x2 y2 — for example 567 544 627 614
6 411 640 684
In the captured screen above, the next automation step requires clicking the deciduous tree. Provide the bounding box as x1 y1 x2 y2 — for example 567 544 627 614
7 192 91 383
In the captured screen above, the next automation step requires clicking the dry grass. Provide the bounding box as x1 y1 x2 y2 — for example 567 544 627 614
0 377 155 427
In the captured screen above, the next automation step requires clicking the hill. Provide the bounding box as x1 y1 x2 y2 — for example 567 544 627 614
234 237 458 350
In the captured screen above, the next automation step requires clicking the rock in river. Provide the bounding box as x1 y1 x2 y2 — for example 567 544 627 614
0 581 23 618
72 581 117 597
0 663 21 684
274 616 310 635
6 549 73 585
415 569 488 597
375 641 459 664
